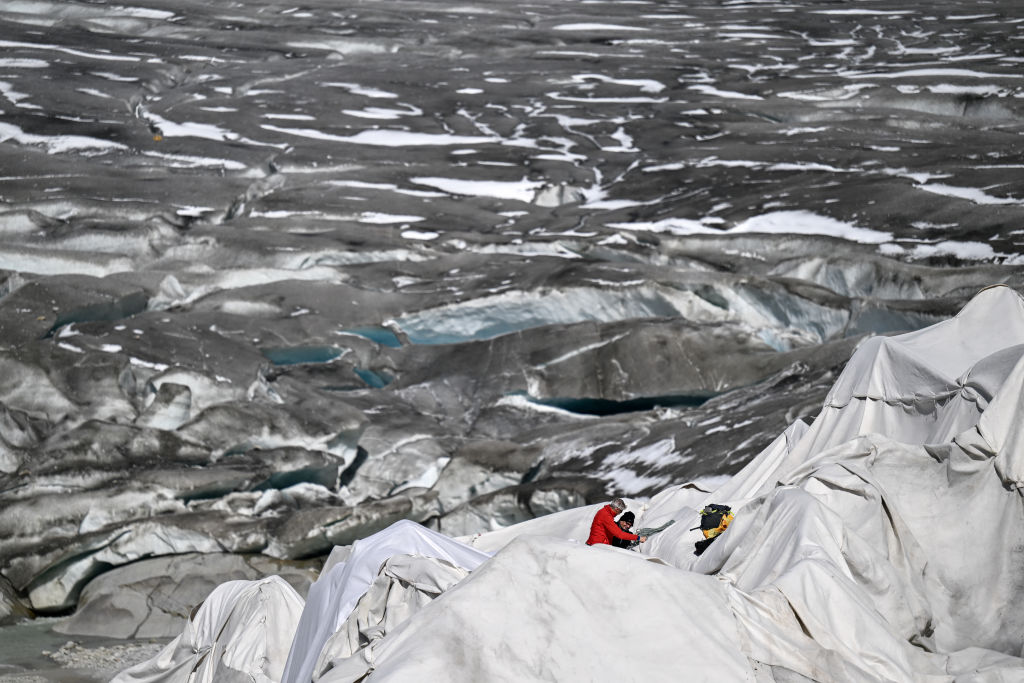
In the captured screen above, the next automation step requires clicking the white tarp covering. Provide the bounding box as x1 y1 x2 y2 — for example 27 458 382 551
111 576 304 683
118 285 1024 682
311 554 472 681
280 519 493 683
320 537 756 682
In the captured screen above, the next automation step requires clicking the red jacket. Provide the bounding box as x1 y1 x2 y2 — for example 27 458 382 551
586 505 639 546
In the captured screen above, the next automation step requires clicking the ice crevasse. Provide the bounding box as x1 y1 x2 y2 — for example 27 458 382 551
115 284 1024 683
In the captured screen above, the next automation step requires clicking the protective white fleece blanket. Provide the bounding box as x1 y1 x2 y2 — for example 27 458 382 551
280 519 492 683
111 576 304 683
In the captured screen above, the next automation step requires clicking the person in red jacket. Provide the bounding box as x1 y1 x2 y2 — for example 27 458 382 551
586 498 647 546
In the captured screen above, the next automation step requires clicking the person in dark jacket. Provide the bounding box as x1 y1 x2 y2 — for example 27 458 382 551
610 511 636 549
586 498 647 546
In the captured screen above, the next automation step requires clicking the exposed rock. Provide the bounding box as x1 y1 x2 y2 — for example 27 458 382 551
54 553 320 639
264 491 441 559
0 275 147 349
0 573 31 625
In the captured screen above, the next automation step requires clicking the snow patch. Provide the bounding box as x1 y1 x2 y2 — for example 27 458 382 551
358 212 425 224
401 230 439 240
410 177 545 202
731 211 891 244
262 125 495 147
918 183 1021 206
553 23 650 31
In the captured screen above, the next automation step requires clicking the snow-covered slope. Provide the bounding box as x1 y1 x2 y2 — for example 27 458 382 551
116 285 1024 682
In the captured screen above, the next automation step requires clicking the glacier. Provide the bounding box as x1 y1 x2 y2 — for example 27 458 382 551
1 0 1024 678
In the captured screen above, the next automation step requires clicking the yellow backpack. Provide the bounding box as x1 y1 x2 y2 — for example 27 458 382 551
693 504 734 556
702 508 734 539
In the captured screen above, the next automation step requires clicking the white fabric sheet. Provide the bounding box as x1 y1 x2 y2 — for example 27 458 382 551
111 575 304 683
321 536 757 682
279 519 492 683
